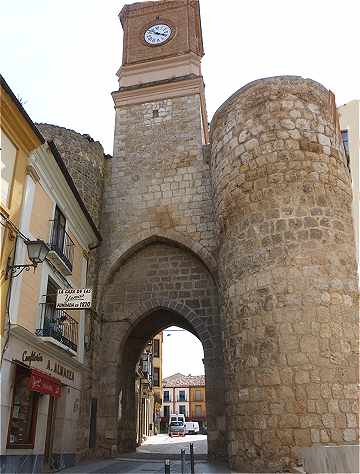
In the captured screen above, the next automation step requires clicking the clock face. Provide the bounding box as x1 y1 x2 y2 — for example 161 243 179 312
144 24 172 45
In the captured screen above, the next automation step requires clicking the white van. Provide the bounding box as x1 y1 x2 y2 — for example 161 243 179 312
177 414 185 424
185 421 199 434
170 413 185 424
169 414 178 423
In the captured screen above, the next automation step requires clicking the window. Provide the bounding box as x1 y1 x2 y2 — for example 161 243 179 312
179 390 186 401
1 130 17 208
7 365 39 448
163 390 170 402
49 206 74 269
153 367 160 387
42 278 59 335
153 339 160 358
341 129 350 167
195 390 202 401
179 405 186 415
52 206 66 255
195 405 202 417
163 405 170 418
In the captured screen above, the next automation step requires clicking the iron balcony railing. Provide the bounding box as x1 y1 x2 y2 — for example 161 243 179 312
36 303 79 352
49 220 74 270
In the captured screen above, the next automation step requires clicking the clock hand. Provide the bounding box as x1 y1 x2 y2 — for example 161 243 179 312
151 31 167 37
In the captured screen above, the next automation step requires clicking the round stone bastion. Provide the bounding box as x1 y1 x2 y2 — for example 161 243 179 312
209 76 359 472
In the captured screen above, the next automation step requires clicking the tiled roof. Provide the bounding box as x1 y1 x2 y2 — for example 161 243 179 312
162 373 205 387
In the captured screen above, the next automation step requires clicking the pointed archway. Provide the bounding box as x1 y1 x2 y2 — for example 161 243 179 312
92 238 226 460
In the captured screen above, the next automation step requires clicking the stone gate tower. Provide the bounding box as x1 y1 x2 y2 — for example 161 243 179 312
94 0 226 463
90 0 359 472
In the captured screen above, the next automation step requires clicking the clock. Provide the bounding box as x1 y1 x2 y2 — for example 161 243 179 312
144 23 173 46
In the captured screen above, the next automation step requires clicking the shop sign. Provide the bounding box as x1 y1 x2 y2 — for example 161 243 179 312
29 369 61 398
46 360 74 381
20 351 75 382
56 288 92 310
22 351 43 363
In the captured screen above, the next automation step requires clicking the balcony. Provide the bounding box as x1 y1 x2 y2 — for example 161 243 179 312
36 303 78 353
47 220 74 275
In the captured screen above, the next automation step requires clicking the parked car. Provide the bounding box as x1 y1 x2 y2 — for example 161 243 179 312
169 421 186 437
185 421 199 434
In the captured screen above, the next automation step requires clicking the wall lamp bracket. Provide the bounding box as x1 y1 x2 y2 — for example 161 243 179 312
6 239 50 280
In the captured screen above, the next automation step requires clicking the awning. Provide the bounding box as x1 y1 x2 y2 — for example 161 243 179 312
28 368 62 398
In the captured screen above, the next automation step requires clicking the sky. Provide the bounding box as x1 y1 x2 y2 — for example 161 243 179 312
1 0 359 156
1 0 359 376
162 327 204 378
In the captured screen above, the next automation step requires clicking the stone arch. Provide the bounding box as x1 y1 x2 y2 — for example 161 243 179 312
113 304 216 453
124 298 216 356
94 238 226 460
97 229 218 307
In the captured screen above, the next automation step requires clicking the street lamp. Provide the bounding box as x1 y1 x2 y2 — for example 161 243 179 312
6 239 50 279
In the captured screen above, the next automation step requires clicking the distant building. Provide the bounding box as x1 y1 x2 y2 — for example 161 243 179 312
338 100 360 275
161 373 206 430
151 332 163 434
135 332 163 444
135 341 154 445
189 384 206 428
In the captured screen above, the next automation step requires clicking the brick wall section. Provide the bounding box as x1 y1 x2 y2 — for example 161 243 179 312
121 1 203 65
36 123 106 228
94 242 225 457
210 76 359 472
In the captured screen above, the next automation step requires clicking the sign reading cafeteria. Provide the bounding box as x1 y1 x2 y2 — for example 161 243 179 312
56 288 92 309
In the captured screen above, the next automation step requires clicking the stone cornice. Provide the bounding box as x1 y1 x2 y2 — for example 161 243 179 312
25 164 40 183
117 51 201 80
1 91 43 154
112 75 209 143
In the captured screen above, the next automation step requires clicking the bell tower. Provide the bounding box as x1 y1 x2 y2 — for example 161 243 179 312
114 0 208 142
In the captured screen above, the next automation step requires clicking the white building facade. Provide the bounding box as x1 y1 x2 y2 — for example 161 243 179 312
161 386 190 418
1 97 101 474
338 100 360 275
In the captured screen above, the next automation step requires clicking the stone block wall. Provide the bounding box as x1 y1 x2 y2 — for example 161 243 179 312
98 93 216 289
91 90 225 459
36 123 106 228
94 242 225 458
210 76 359 472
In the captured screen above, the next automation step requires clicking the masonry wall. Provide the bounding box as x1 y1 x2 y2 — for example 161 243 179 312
210 76 359 472
100 94 216 269
36 123 106 228
86 88 228 459
94 241 225 457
